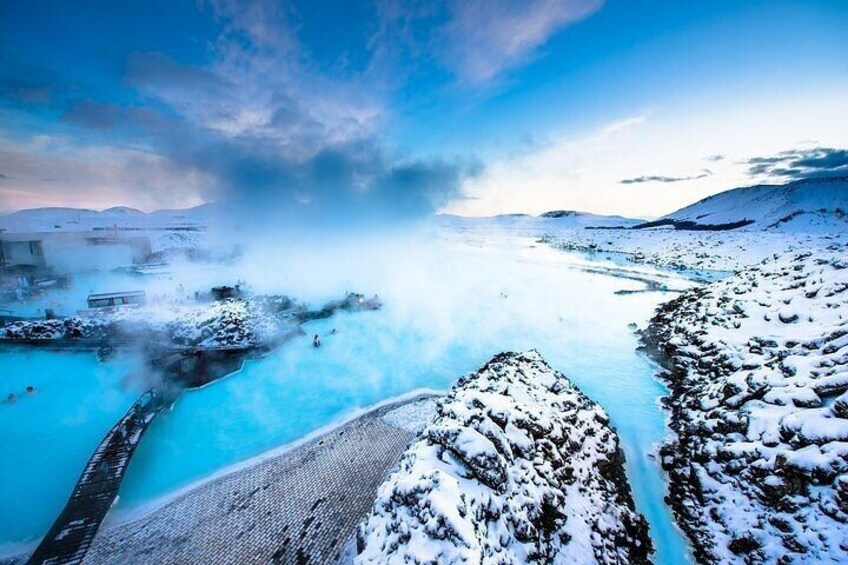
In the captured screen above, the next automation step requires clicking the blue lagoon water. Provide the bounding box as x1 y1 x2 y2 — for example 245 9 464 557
0 350 140 552
1 232 695 563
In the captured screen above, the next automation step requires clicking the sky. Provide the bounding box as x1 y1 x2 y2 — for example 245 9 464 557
0 0 846 220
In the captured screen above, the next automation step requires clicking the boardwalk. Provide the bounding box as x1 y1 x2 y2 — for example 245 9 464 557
26 392 162 565
83 396 437 565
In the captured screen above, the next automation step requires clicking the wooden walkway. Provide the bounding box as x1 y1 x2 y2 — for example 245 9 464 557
26 391 162 565
83 396 436 565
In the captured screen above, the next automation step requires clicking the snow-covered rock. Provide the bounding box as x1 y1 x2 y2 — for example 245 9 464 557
641 245 848 563
1 296 298 349
356 350 652 564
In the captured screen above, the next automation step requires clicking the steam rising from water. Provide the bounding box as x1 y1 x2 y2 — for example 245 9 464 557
0 225 697 564
206 141 481 233
120 229 696 564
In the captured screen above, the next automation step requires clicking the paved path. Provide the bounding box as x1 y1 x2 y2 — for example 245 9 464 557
82 395 436 565
26 392 161 565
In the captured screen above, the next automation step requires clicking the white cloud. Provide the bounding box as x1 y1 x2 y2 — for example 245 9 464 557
368 0 603 87
439 0 603 84
128 0 385 155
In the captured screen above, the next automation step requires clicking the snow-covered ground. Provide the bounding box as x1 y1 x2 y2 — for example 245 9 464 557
438 184 846 275
542 228 842 273
531 179 848 563
356 350 652 564
641 244 848 563
461 176 848 273
436 210 640 230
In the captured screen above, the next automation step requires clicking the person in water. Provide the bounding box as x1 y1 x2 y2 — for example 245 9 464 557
26 385 35 394
313 334 321 347
7 393 15 404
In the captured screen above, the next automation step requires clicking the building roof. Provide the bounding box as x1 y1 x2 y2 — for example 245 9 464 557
87 290 146 300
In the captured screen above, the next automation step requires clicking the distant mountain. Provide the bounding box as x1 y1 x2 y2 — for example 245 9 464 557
437 210 640 229
538 210 641 227
660 176 848 232
0 203 213 232
538 210 581 218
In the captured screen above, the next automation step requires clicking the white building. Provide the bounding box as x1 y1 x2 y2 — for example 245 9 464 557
0 230 152 272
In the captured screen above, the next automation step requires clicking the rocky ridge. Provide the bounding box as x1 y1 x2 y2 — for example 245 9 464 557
356 350 652 564
641 245 848 563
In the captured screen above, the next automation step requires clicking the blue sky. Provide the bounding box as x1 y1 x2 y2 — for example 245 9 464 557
0 0 846 218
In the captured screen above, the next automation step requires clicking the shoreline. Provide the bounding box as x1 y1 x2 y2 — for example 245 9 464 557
103 386 444 529
637 295 709 563
639 247 848 563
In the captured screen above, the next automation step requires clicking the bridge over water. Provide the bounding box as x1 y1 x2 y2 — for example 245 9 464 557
26 391 163 565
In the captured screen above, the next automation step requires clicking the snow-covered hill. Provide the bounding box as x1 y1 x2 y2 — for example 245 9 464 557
661 177 848 232
0 204 213 233
537 209 642 227
436 210 640 229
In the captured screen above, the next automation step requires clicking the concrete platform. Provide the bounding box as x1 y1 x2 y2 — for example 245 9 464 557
82 394 438 565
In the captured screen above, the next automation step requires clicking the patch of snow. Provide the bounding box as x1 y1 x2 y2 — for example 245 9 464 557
381 398 439 434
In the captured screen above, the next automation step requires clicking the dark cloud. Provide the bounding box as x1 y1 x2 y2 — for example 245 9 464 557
746 147 848 180
61 100 122 130
620 169 712 185
113 12 475 229
48 76 477 229
168 131 480 230
706 154 724 162
60 100 172 135
124 52 233 95
0 49 65 106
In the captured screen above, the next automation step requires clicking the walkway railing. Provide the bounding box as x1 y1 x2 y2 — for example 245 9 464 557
26 391 161 565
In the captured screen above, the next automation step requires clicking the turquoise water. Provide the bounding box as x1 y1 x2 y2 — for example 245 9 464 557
0 234 696 563
0 350 141 552
579 248 733 282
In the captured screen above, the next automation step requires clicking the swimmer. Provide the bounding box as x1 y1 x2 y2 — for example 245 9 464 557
26 385 35 394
